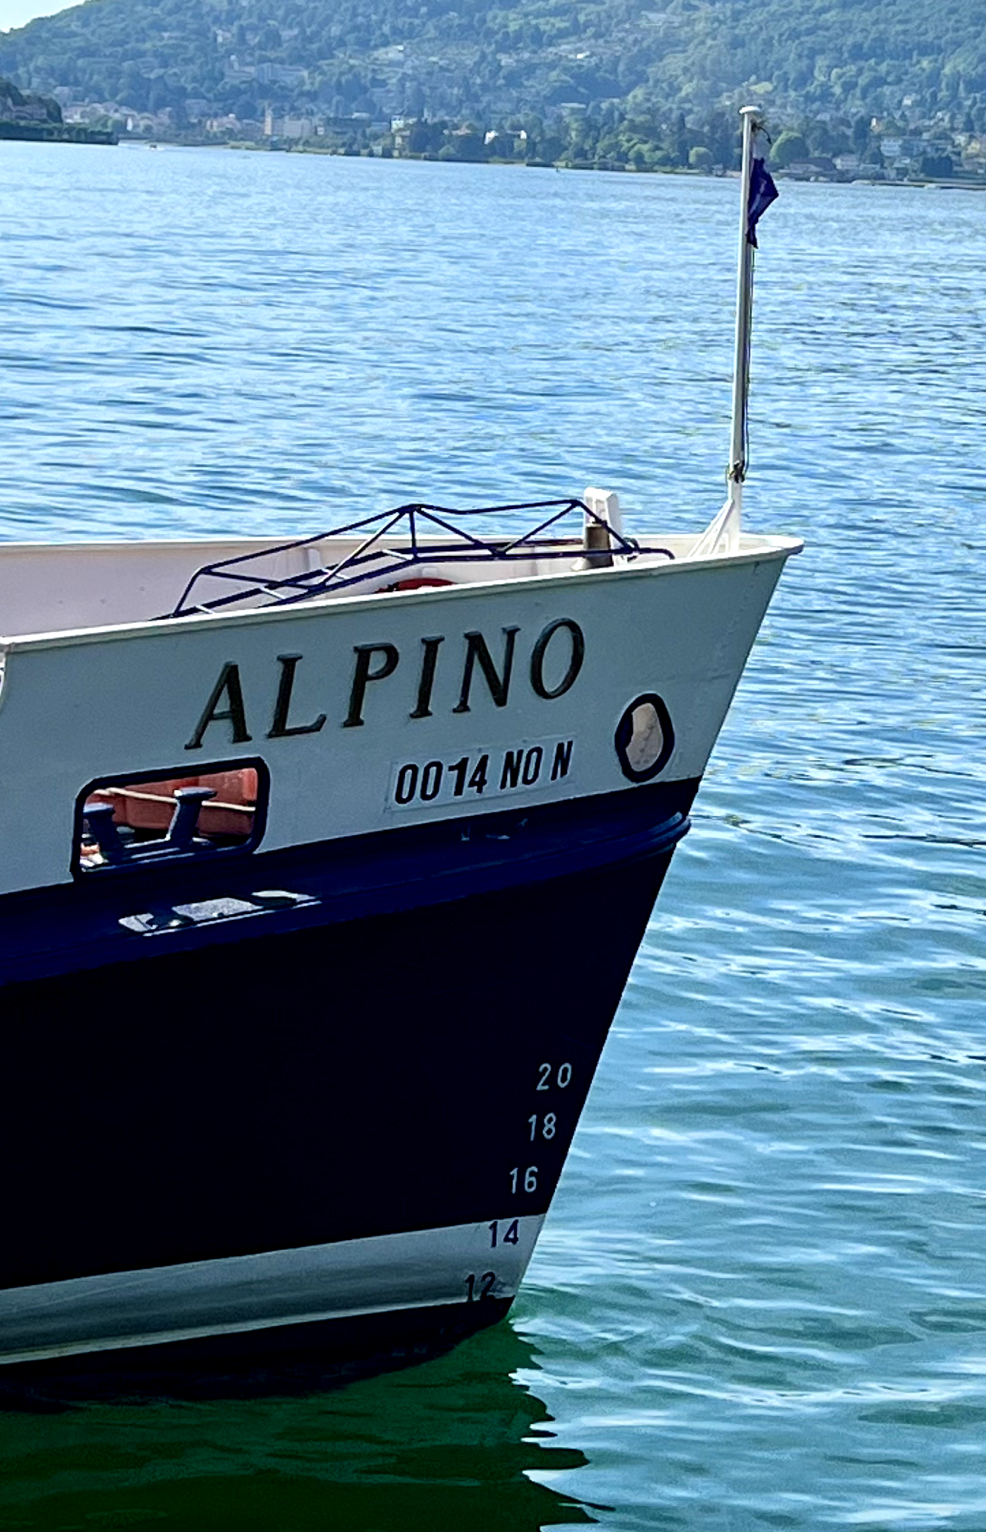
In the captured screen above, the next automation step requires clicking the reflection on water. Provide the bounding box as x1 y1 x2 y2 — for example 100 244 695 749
0 1324 596 1529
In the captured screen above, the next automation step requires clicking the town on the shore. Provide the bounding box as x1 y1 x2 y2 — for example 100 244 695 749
4 73 985 183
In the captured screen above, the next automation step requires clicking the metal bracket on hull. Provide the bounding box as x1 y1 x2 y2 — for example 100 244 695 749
163 499 675 619
84 788 215 866
77 760 269 876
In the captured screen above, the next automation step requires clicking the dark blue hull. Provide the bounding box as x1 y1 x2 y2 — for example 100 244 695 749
0 780 695 1370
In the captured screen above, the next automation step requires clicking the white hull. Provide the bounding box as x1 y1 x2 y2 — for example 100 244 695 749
0 531 798 896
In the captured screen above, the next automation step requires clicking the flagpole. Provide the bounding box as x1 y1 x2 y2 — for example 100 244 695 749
690 104 775 560
726 105 761 537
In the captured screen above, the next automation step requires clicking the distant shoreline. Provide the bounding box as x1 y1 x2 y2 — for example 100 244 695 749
236 143 986 191
227 140 986 190
9 133 985 190
0 121 116 144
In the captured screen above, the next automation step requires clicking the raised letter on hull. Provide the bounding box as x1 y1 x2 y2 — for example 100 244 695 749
344 643 400 728
268 654 327 739
186 663 252 750
410 636 445 720
530 619 584 700
453 629 519 715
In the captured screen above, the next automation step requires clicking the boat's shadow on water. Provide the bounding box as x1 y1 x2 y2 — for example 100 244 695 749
0 1320 598 1529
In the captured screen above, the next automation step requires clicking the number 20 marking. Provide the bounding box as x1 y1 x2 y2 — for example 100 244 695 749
537 1062 572 1091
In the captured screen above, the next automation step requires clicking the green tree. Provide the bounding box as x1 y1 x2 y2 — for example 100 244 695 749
408 117 444 153
771 130 810 166
3 0 983 153
920 151 953 177
851 113 871 151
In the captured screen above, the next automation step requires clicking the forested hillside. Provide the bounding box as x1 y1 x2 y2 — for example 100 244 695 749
1 0 983 133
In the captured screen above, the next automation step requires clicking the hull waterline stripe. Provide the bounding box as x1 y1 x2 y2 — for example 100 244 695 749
0 1217 544 1366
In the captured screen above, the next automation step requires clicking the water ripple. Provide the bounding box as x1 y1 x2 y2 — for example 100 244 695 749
1 144 984 1530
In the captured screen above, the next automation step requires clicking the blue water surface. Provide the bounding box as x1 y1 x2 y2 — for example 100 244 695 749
1 142 984 1531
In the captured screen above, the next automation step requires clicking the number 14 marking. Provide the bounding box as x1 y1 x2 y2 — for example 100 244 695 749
489 1219 520 1248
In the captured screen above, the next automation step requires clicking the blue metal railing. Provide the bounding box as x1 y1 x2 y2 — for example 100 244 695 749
163 499 674 619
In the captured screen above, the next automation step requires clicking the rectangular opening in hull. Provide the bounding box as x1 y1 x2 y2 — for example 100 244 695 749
75 761 268 875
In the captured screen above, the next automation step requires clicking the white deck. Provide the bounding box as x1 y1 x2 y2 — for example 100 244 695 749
0 531 797 644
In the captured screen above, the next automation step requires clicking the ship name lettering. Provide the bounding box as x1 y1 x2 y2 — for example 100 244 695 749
268 654 327 739
342 642 401 729
452 627 518 715
185 618 585 749
186 661 252 751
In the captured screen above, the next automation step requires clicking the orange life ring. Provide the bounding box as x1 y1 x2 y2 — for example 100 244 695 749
381 577 455 593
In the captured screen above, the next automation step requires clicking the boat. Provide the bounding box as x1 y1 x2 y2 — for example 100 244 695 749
0 110 799 1379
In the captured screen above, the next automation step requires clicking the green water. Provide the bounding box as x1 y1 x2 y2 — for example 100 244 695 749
0 1328 597 1529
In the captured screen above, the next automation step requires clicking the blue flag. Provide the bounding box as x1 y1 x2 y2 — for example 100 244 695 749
747 155 778 248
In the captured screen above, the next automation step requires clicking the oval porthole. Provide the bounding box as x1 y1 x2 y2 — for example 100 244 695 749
615 694 675 783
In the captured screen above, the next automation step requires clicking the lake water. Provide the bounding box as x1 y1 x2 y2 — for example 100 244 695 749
1 142 985 1531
